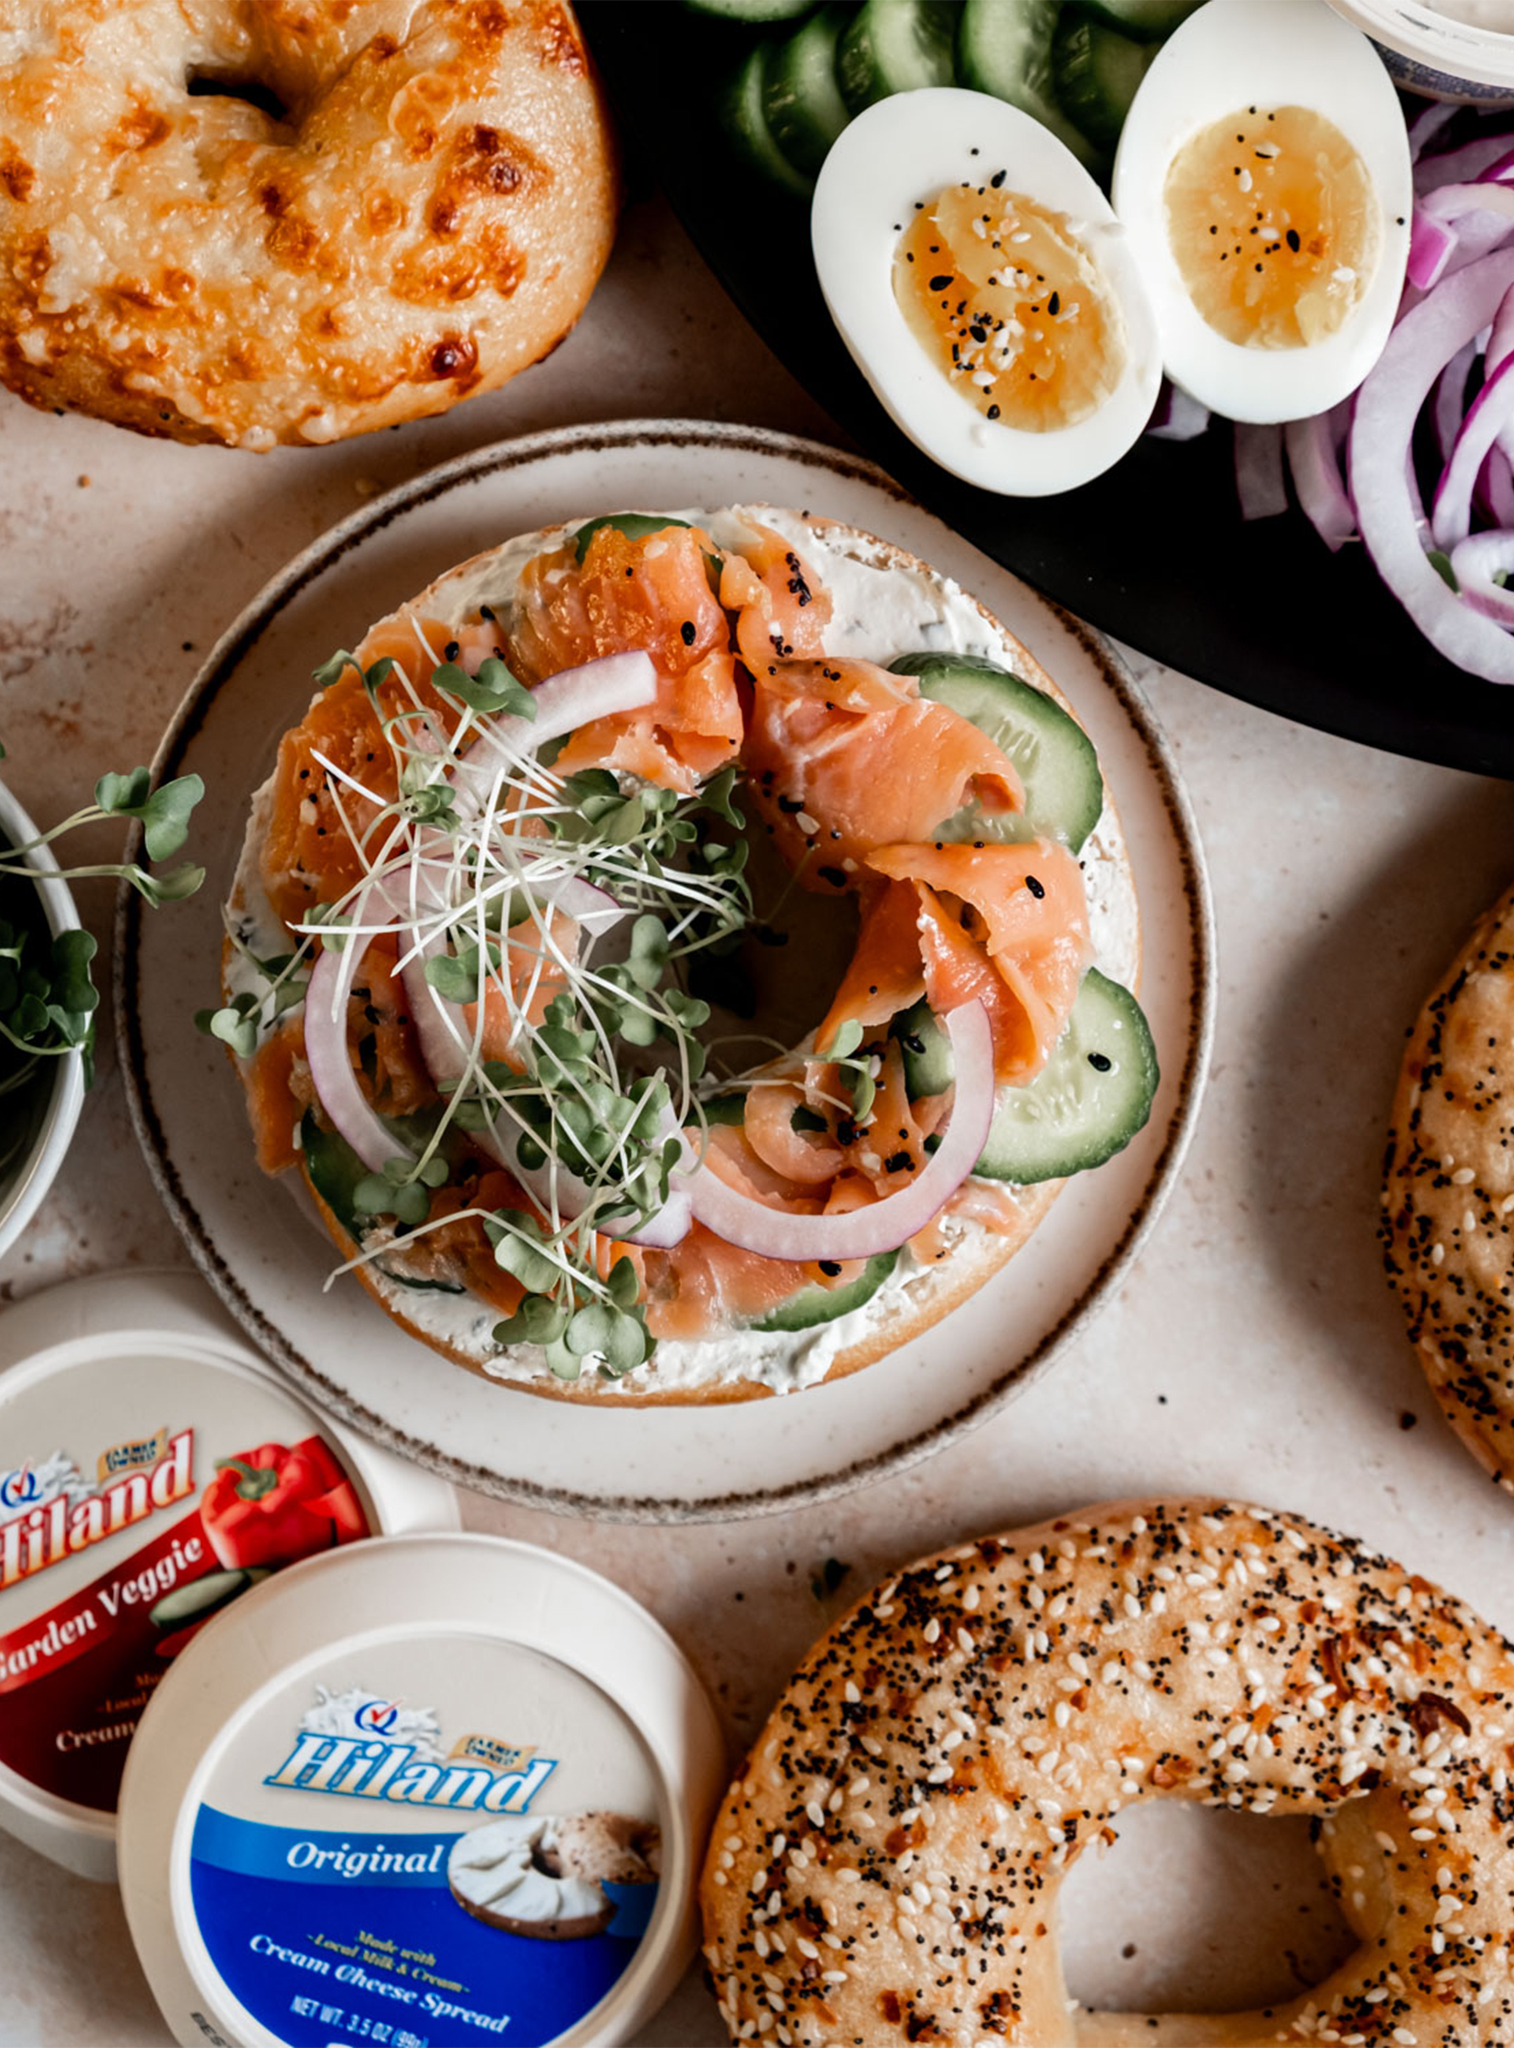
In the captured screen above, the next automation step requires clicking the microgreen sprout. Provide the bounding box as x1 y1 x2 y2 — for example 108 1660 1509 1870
230 635 770 1375
0 747 206 1092
814 1019 881 1126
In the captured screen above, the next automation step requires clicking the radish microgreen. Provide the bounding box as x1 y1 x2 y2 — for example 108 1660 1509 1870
221 635 772 1376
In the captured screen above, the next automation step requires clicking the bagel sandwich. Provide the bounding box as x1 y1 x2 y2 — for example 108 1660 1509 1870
217 507 1152 1404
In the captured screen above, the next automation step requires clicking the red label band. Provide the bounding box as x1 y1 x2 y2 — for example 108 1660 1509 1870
0 1435 372 1812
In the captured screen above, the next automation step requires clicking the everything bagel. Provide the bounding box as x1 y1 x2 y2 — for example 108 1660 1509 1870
217 508 1152 1401
1383 884 1514 1495
0 0 616 448
701 1499 1514 2046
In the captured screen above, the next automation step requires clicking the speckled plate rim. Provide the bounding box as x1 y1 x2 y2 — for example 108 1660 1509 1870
116 418 1214 1523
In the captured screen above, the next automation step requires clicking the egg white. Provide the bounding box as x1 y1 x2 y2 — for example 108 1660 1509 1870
1112 0 1412 423
812 87 1162 497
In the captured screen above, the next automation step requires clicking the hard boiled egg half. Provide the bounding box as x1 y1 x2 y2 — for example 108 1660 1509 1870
1112 0 1412 423
812 87 1161 497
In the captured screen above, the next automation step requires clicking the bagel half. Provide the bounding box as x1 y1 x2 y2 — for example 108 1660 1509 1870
0 0 616 448
702 1498 1514 2048
1383 882 1514 1490
223 507 1142 1404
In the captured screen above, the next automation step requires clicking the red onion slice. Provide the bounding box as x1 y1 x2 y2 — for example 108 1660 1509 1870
686 1001 995 1263
1431 350 1514 549
1480 448 1514 527
1409 210 1459 295
1147 383 1210 443
304 921 410 1175
454 652 657 810
1449 530 1514 625
1415 133 1514 197
1235 423 1287 522
1431 340 1477 461
1424 181 1514 234
1409 102 1457 165
1351 248 1514 685
1284 413 1355 553
1408 102 1458 169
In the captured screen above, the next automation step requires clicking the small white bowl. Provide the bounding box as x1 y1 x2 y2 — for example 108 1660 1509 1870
0 779 87 1262
1327 0 1514 103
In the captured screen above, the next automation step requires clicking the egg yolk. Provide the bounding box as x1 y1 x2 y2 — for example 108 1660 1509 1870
894 182 1125 434
1164 105 1379 349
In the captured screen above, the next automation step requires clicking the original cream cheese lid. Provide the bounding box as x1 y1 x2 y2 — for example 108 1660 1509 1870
116 1532 725 2048
0 1269 458 1883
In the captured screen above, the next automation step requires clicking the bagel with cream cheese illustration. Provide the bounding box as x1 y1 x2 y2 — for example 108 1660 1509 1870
216 506 1155 1403
447 1810 659 1940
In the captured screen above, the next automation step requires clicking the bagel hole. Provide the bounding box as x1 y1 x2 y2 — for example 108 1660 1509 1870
1059 1803 1356 2017
185 71 290 126
663 804 859 1086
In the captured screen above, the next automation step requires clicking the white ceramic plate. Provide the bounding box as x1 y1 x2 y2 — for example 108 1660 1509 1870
117 420 1212 1521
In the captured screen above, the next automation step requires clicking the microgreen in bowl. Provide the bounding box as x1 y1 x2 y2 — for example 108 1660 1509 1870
0 746 205 1094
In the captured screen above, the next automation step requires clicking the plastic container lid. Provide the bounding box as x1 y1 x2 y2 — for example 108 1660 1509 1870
116 1531 725 2048
0 1269 458 1883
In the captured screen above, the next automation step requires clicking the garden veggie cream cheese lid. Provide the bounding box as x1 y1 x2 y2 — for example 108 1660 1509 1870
0 1270 457 1882
116 1532 724 2048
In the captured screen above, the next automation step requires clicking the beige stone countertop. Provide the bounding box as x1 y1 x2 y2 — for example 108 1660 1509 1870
3 194 1514 2045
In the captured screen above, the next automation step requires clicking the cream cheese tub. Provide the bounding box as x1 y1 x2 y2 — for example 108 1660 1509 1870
1327 0 1514 98
0 1269 457 1883
116 1533 724 2048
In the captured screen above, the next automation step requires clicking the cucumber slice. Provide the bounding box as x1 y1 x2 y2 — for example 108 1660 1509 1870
573 512 692 564
895 998 953 1099
765 5 851 177
686 0 813 20
977 968 1157 1182
755 1250 899 1332
889 651 1104 852
1081 0 1202 38
896 972 1158 1182
838 0 956 113
726 44 814 197
1052 11 1155 153
956 0 1104 171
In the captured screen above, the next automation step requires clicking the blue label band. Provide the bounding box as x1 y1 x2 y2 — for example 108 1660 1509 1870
188 1809 653 2048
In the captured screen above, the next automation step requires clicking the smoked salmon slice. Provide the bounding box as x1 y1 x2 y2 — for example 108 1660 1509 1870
507 522 744 793
718 519 833 675
743 658 1023 886
868 839 1093 1083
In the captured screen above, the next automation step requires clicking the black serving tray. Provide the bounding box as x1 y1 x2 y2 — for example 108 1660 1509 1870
580 0 1513 777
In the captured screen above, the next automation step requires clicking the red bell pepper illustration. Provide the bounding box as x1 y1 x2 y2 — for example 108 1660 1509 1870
201 1436 368 1572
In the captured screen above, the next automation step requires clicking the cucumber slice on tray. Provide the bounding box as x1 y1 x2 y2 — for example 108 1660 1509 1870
838 0 957 112
955 0 1104 169
1080 0 1203 38
1052 11 1156 154
727 43 814 199
686 0 812 20
764 5 852 177
897 970 1159 1184
889 651 1104 853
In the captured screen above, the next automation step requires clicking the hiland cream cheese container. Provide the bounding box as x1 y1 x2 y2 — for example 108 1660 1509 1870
0 1270 457 1882
116 1532 724 2048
